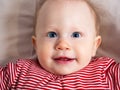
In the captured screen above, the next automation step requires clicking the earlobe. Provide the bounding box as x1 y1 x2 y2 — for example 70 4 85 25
32 36 37 50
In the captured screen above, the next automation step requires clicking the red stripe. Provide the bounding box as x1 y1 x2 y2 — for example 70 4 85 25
0 57 119 89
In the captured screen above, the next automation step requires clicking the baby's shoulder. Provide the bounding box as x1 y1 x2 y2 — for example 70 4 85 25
1 59 39 74
16 59 37 67
90 56 119 71
14 59 41 72
90 57 120 88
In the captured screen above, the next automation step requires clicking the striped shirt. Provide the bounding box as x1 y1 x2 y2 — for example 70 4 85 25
0 57 120 90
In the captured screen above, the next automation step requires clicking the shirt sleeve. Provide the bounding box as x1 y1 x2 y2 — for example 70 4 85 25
0 62 17 90
107 61 120 89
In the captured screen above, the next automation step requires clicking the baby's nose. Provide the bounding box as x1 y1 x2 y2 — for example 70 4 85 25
55 39 71 51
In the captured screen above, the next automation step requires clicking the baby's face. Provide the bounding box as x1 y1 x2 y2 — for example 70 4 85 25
32 0 101 75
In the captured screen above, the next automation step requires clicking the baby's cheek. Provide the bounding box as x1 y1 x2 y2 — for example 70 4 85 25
37 45 53 58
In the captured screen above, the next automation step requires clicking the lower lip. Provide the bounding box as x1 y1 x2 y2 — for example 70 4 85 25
54 59 74 64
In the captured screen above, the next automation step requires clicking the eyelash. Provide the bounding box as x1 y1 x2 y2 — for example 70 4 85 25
47 32 57 38
71 32 82 38
47 31 82 38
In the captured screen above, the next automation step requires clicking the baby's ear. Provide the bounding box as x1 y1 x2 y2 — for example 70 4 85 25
92 35 102 56
32 36 37 50
95 35 102 49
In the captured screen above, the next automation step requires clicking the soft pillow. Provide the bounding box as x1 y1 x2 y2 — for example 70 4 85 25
94 0 120 62
0 0 38 66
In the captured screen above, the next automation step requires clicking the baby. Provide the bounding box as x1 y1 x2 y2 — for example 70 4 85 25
0 0 120 89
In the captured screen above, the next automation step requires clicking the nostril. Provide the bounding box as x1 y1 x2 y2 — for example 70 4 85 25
56 47 69 50
56 47 70 51
55 42 70 50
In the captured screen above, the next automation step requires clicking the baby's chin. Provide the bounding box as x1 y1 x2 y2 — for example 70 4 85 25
48 68 82 76
41 61 89 75
51 64 89 75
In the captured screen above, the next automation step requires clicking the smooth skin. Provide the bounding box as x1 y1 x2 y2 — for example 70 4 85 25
32 0 101 75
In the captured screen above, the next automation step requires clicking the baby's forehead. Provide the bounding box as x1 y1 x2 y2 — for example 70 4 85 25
37 0 95 20
35 0 99 35
40 0 90 10
37 0 96 20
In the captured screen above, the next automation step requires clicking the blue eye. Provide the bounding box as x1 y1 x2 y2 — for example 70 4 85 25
47 32 57 38
72 32 81 38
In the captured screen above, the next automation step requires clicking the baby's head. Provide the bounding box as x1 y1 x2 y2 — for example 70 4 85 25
32 0 101 75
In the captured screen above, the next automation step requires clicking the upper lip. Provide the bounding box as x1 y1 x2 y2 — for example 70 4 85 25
53 56 76 60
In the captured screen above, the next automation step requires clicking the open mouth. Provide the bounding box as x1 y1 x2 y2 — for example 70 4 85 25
53 57 75 64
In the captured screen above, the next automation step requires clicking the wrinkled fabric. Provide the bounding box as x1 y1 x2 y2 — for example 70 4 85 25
0 57 120 90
